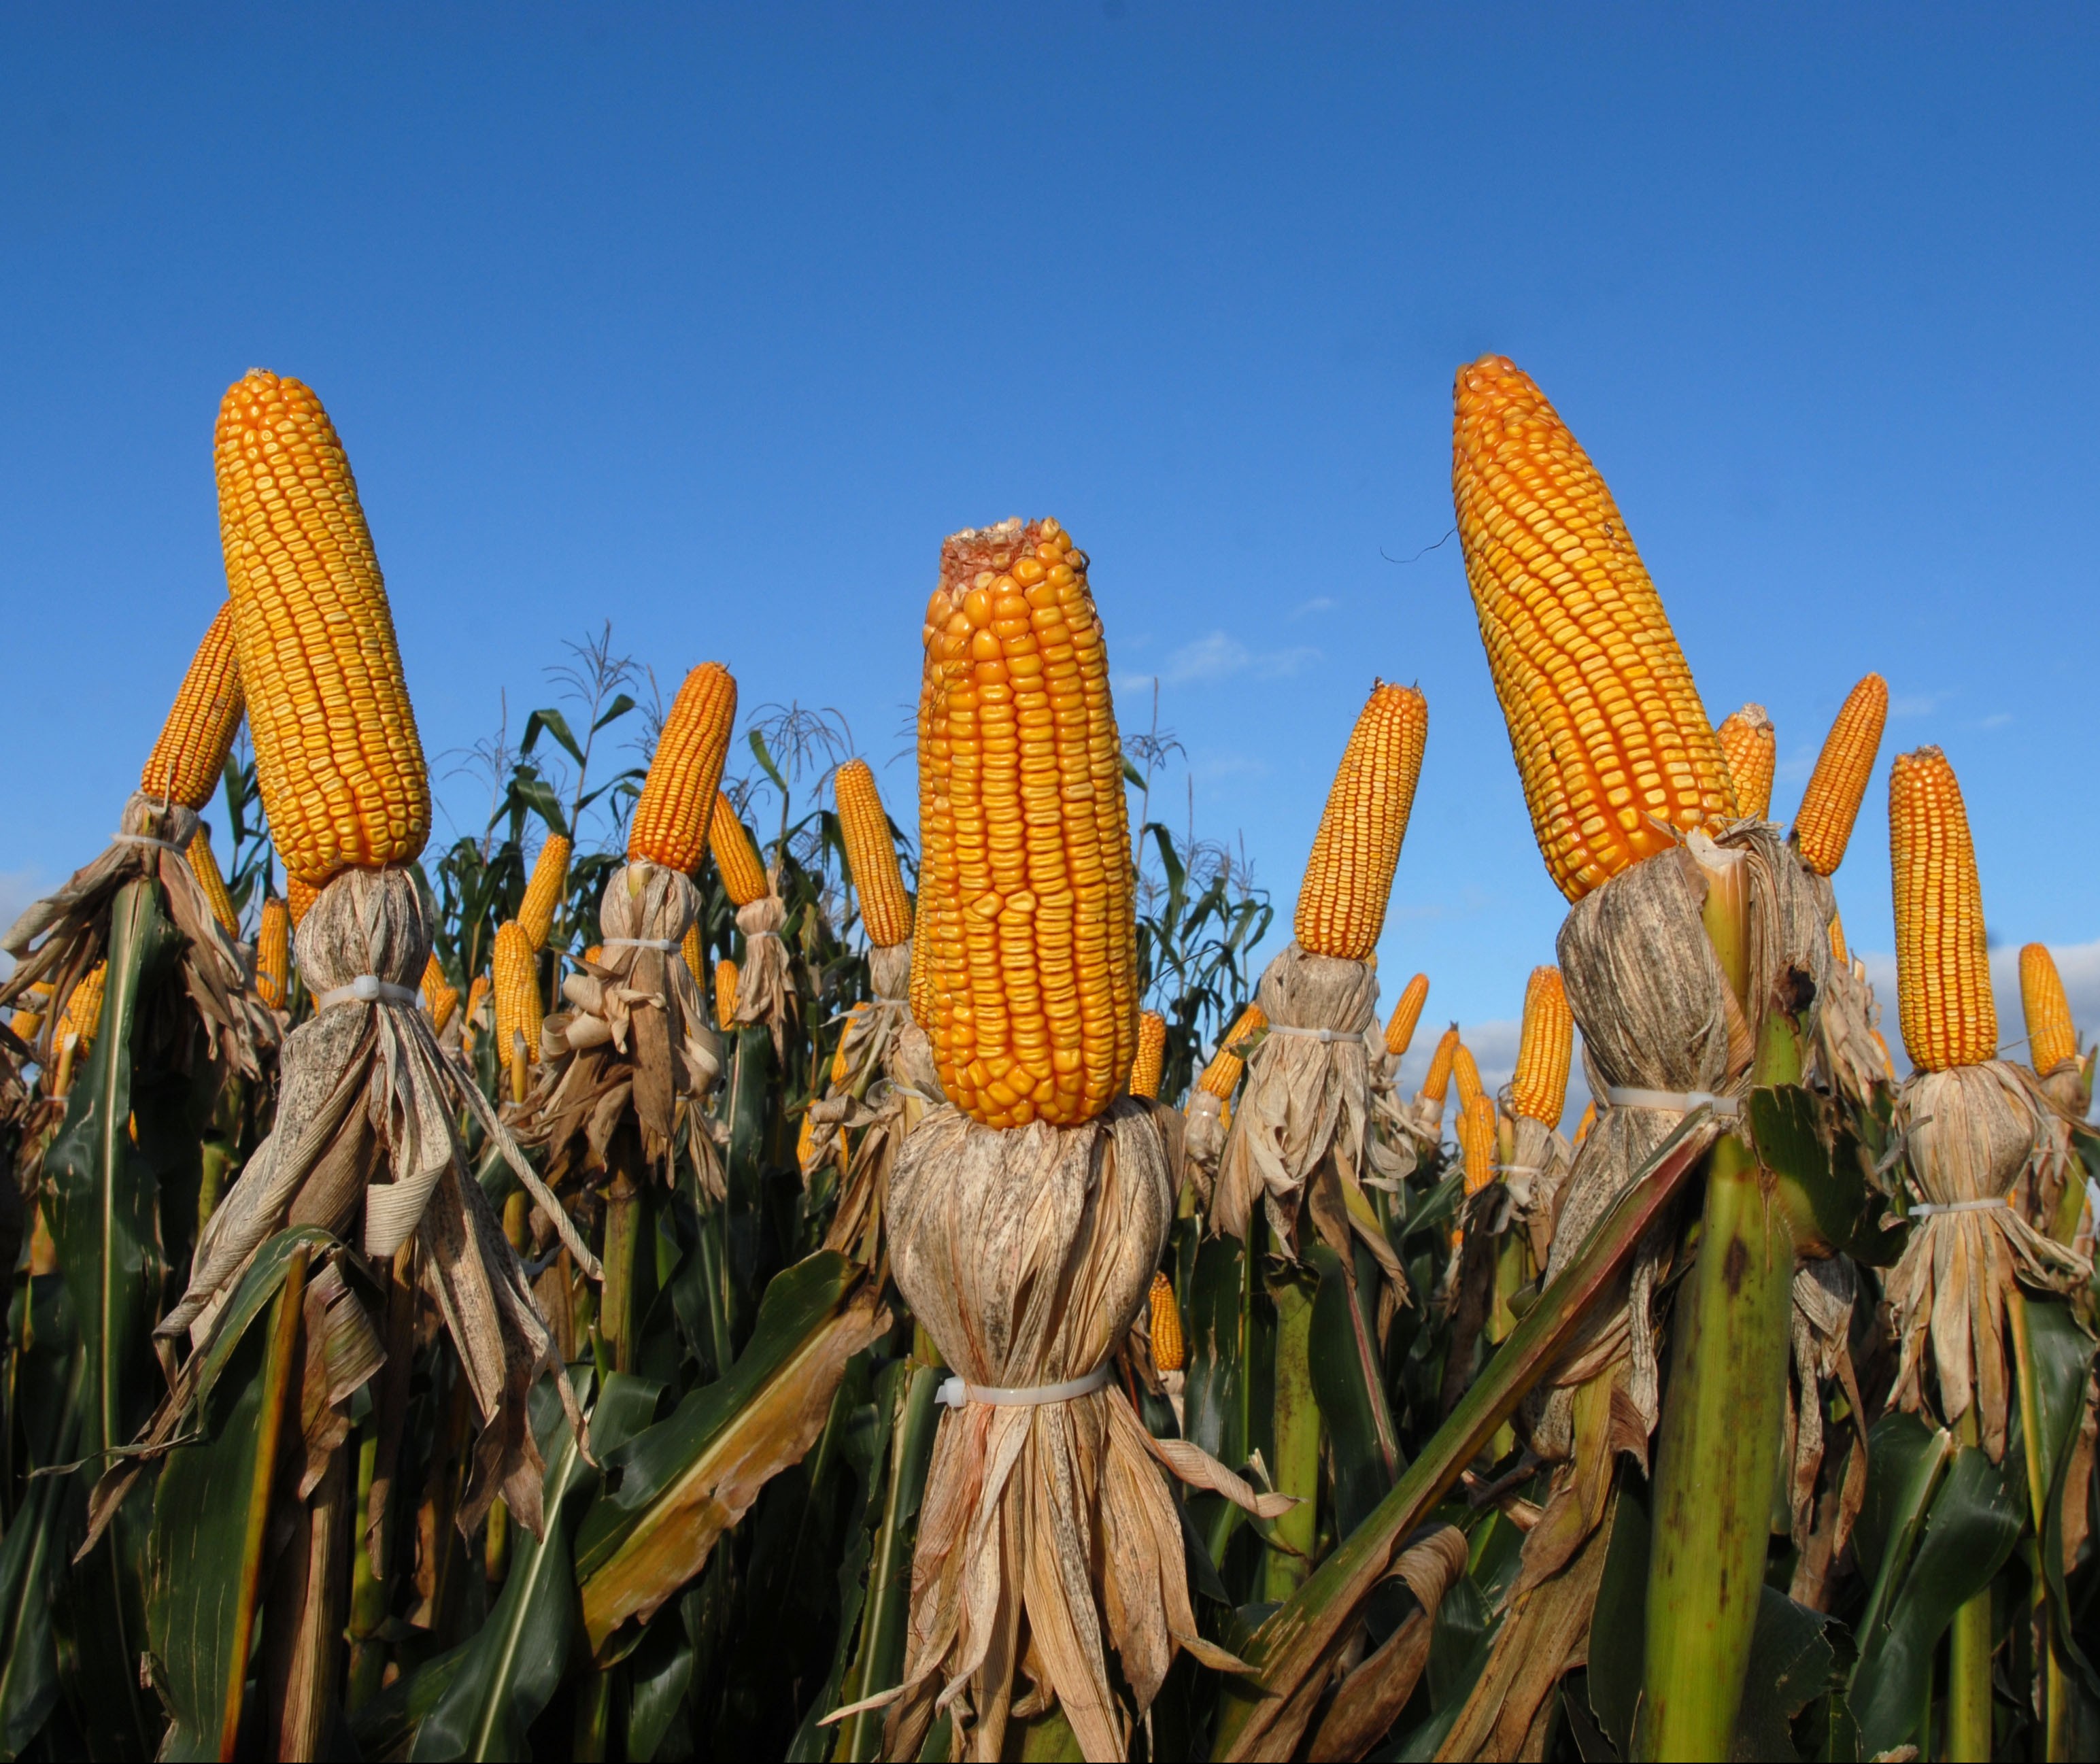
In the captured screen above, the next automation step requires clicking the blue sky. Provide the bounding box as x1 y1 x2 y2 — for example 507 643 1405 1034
4 4 2097 1096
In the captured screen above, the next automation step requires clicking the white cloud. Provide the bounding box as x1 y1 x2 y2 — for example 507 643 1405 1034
1889 691 1952 719
1163 631 1321 685
1291 596 1338 620
1976 713 2013 729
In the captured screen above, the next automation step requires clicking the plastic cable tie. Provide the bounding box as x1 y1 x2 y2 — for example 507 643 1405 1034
1603 1086 1742 1119
934 1364 1115 1410
1262 1024 1364 1044
1908 1196 2010 1218
600 936 679 951
314 974 422 1010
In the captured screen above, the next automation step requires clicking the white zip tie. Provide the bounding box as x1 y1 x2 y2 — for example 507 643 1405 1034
935 1364 1115 1410
1604 1085 1742 1119
1908 1196 2010 1218
600 936 679 951
1261 1024 1363 1043
313 974 422 1011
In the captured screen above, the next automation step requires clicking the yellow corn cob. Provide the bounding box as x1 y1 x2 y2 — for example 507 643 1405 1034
628 663 737 872
1197 1004 1267 1100
2020 943 2077 1074
254 897 290 1009
681 924 704 987
1149 1270 1185 1372
215 371 428 886
835 759 913 949
1574 1099 1597 1146
1419 1025 1461 1108
1453 356 1734 901
1452 1042 1485 1117
1129 1011 1168 1100
796 1113 817 1168
715 957 739 1028
462 973 491 1053
1294 682 1429 960
917 518 1139 1129
1828 912 1849 968
583 945 605 968
140 603 244 811
423 953 459 1036
287 874 318 926
1870 1028 1895 1079
59 962 108 1053
185 824 241 938
1794 674 1888 877
832 1004 868 1085
908 902 932 1028
1459 1091 1497 1196
1891 747 1995 1071
492 921 541 1099
9 985 52 1046
1384 972 1429 1059
1512 966 1574 1127
708 792 768 907
518 834 571 951
1716 705 1776 822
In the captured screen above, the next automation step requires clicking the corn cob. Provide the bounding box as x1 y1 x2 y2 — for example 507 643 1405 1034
836 759 913 948
1453 356 1734 900
1458 1091 1497 1195
1294 682 1429 960
1794 674 1888 877
628 663 737 872
708 792 768 906
1149 1270 1185 1372
715 957 739 1028
254 896 290 1009
796 1112 817 1168
59 962 108 1053
9 985 52 1046
185 824 241 938
1197 1004 1267 1099
1419 1024 1461 1109
2020 943 2077 1074
287 874 318 926
423 953 459 1036
1828 912 1849 968
908 902 932 1028
1716 705 1776 822
1890 747 1995 1071
1512 966 1574 1127
1129 1011 1168 1099
1870 1028 1895 1078
681 924 704 987
583 945 605 968
832 1004 868 1085
518 834 571 951
492 920 541 1098
462 973 491 1053
1384 972 1429 1059
140 603 244 810
214 371 428 885
1574 1099 1596 1146
917 518 1139 1128
1452 1042 1485 1117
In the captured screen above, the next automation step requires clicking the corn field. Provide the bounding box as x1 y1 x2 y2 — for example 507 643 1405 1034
0 358 2094 1763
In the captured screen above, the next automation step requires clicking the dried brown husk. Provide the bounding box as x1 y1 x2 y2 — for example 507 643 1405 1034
1368 1051 1434 1188
729 878 795 1056
103 868 594 1554
1501 1109 1575 1270
1181 1089 1227 1207
1797 869 1893 1108
518 861 723 1187
880 1100 1287 1761
1886 1060 2089 1460
0 792 277 1081
1213 943 1407 1304
1783 1255 1869 1609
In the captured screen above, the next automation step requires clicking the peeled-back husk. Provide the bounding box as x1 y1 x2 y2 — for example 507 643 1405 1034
1500 1110 1575 1270
730 879 794 1055
1797 869 1892 1107
1181 1090 1227 1205
0 792 276 1080
520 861 722 1185
1886 1060 2089 1459
881 1100 1286 1761
1212 943 1406 1299
98 868 591 1555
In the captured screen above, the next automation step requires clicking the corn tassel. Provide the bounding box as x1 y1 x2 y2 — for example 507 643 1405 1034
1716 704 1776 821
917 517 1138 1127
214 370 428 885
1794 673 1888 877
1453 356 1733 900
708 792 768 907
1129 1011 1168 1099
1891 746 1995 1071
518 834 571 951
836 758 913 947
2020 943 2076 1075
628 663 738 872
141 603 244 811
1384 972 1429 1058
1293 682 1429 960
1511 966 1574 1127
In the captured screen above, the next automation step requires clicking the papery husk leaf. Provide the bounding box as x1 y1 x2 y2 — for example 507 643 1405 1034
883 1101 1283 1762
1304 1525 1468 1764
730 881 795 1057
1887 1060 2090 1460
1784 1255 1869 1606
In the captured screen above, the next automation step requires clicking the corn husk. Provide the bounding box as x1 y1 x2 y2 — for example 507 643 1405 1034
1501 1108 1575 1270
0 792 276 1080
1213 943 1406 1301
879 1100 1288 1761
1368 1049 1435 1183
1181 1089 1227 1206
728 875 795 1056
520 860 724 1189
87 868 592 1557
1797 870 1892 1107
1784 1254 1868 1608
1886 1060 2089 1460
